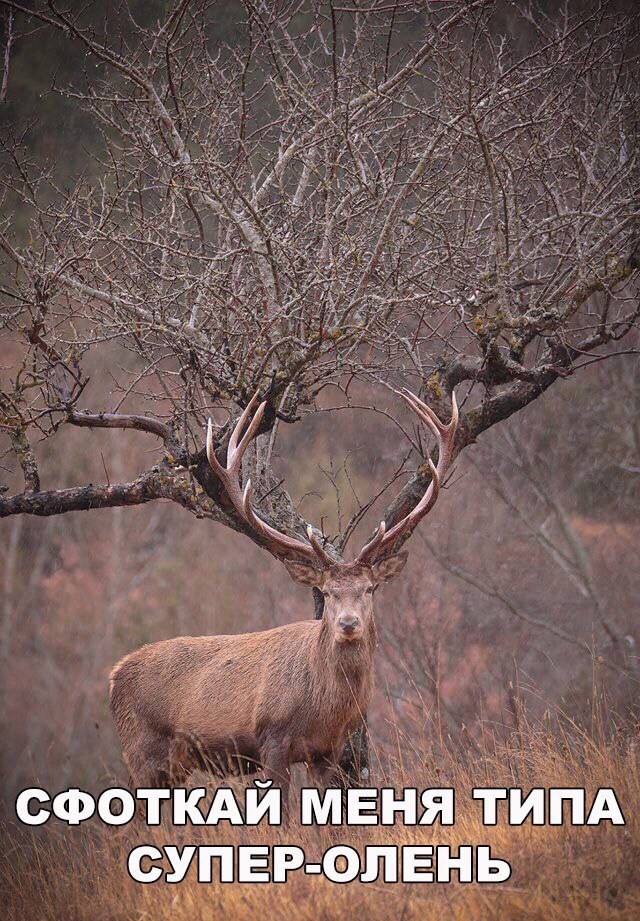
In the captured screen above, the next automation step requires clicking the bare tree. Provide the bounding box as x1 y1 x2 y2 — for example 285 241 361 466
381 356 640 744
0 1 638 773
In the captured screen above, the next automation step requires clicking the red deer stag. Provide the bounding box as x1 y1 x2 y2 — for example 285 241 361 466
110 389 458 805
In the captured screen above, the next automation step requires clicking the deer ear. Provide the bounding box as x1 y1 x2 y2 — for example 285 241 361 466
371 551 408 584
283 559 323 587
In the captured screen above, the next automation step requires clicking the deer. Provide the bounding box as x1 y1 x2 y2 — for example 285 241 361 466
109 388 458 810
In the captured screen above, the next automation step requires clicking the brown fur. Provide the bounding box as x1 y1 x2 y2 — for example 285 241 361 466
109 556 406 804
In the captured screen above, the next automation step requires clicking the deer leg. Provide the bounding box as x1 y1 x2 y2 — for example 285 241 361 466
125 732 172 788
339 721 370 788
168 733 196 785
260 736 292 820
308 754 339 788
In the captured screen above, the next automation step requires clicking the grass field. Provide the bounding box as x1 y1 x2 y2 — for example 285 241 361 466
2 710 638 921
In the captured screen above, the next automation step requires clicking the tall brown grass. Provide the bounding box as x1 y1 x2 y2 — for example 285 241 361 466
2 706 638 921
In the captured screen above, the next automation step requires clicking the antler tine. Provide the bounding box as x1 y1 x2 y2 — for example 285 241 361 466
397 388 441 433
240 480 334 565
355 388 456 566
398 388 457 436
235 399 267 461
356 520 386 562
206 395 334 568
228 390 263 461
207 394 263 477
306 525 337 567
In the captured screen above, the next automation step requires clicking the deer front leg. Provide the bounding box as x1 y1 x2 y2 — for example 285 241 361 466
168 733 198 785
260 735 292 821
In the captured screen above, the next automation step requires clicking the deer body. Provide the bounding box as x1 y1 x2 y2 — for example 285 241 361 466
110 610 375 794
109 388 458 804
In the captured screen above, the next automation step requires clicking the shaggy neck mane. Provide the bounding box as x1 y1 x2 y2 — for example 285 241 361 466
315 615 377 689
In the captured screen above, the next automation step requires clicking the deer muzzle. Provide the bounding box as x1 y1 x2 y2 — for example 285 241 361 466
337 613 361 638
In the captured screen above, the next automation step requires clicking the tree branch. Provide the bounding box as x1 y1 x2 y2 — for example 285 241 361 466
67 410 185 459
0 465 199 518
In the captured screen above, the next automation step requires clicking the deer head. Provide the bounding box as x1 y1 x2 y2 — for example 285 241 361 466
206 388 458 643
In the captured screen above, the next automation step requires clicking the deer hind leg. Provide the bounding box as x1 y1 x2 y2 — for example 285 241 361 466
307 753 339 788
168 731 211 784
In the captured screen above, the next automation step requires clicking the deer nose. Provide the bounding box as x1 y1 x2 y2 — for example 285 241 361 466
338 614 360 635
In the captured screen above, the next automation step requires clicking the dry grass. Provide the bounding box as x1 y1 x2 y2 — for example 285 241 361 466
2 712 639 921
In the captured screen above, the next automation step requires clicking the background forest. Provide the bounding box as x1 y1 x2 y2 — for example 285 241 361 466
0 2 639 920
2 358 639 797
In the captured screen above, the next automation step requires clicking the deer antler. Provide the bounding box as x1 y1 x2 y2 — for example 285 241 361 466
206 392 334 567
354 389 458 565
207 388 458 569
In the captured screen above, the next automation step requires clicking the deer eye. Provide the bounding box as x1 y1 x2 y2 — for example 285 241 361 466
365 586 374 594
322 590 330 598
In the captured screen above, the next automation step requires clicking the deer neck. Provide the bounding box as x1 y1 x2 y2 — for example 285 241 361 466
316 616 377 692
